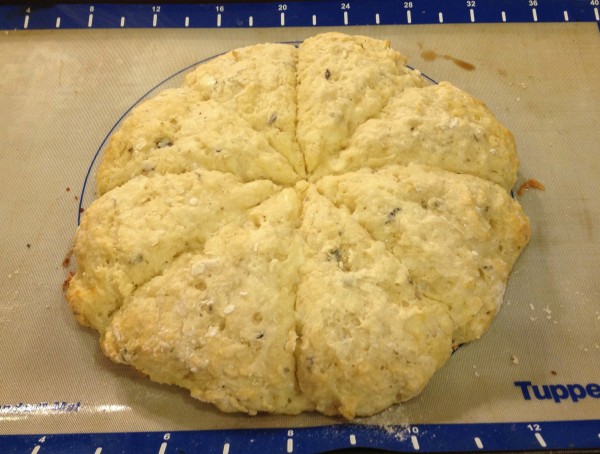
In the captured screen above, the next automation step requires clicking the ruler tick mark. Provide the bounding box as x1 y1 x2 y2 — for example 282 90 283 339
343 10 348 25
535 433 547 448
563 10 569 21
474 437 484 449
120 16 125 27
406 9 412 23
532 8 538 21
595 7 599 21
349 434 357 445
286 437 293 453
312 14 317 25
375 13 380 24
185 16 189 27
501 11 506 22
31 446 41 454
24 14 29 29
411 435 420 450
152 13 157 27
94 448 102 454
158 442 167 454
217 13 222 27
223 442 230 454
280 12 285 26
469 8 475 22
249 15 253 26
55 16 61 28
88 13 93 28
438 11 443 22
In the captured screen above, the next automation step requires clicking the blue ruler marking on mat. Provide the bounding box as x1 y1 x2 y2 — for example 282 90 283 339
1 1 599 30
1 419 600 453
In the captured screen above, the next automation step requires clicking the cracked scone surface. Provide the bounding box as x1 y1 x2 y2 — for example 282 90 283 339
67 32 530 419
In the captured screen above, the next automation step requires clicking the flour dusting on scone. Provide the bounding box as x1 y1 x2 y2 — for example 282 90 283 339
297 32 425 174
316 163 530 346
102 189 312 415
296 183 453 419
66 32 530 419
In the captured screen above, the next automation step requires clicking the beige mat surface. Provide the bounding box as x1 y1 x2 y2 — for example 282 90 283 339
1 24 599 436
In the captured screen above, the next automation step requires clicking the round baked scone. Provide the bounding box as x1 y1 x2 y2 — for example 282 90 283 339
66 32 530 419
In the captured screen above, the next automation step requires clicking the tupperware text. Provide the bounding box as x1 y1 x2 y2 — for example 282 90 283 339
515 381 600 403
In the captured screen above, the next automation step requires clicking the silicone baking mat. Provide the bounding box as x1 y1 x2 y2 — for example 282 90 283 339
1 3 599 453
